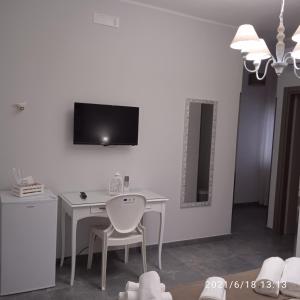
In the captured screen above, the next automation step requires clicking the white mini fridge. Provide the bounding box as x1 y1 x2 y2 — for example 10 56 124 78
0 190 57 295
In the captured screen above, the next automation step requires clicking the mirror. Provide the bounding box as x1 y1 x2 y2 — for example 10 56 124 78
181 99 217 208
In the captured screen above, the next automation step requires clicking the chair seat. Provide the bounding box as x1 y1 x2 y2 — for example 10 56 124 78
92 226 143 246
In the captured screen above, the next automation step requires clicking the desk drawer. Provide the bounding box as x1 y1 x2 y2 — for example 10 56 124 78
90 207 106 214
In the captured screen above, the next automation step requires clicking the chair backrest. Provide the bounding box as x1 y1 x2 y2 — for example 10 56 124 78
106 194 146 234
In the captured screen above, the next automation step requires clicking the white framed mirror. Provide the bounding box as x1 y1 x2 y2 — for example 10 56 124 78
180 99 217 208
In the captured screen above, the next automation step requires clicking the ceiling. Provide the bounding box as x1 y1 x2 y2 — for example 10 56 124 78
127 0 300 40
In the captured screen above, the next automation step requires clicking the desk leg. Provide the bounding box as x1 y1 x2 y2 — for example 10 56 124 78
158 203 165 270
60 206 66 267
70 215 78 286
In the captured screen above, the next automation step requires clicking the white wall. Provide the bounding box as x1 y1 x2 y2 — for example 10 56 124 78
268 66 300 228
0 0 242 256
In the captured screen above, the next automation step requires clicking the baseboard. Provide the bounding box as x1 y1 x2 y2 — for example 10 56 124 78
56 233 232 262
152 233 232 249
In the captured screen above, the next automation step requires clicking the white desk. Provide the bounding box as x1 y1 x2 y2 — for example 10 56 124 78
60 190 168 286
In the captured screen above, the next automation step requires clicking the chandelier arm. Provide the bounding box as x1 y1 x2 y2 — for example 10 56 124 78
283 52 292 62
243 60 258 73
255 58 273 80
294 58 300 71
293 67 300 79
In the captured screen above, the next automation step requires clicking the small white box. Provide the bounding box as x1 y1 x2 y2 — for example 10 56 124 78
93 13 119 28
12 183 44 197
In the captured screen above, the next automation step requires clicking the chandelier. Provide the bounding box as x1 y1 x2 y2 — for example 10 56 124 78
230 0 300 80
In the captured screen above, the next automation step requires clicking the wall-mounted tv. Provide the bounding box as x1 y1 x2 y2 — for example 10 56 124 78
73 102 139 146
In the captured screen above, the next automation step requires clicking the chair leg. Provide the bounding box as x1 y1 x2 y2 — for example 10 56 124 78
101 238 108 291
87 232 96 270
141 232 147 273
124 245 129 264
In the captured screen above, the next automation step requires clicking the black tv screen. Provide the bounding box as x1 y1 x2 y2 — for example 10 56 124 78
73 102 139 146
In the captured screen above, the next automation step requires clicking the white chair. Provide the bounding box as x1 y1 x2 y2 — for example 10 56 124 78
87 194 147 290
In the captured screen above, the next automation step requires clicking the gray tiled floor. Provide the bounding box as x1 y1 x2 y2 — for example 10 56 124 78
3 205 296 300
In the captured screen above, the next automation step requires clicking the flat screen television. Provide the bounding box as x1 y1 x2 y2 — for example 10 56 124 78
73 102 139 146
